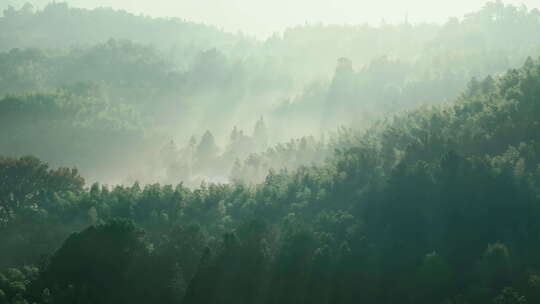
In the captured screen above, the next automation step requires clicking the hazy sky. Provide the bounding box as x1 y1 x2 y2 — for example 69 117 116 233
8 0 540 38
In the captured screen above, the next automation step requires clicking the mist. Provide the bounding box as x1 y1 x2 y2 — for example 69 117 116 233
1 0 540 186
3 1 540 304
3 0 539 37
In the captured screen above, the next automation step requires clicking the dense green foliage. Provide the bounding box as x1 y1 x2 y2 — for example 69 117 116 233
3 1 540 304
2 45 540 304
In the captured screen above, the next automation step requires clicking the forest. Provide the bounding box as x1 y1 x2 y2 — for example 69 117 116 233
2 1 540 303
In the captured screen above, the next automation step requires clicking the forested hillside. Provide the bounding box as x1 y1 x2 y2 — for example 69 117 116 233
1 2 540 184
2 36 540 304
0 2 246 53
2 1 540 304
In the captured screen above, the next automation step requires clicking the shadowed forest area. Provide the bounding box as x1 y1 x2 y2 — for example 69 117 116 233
2 1 540 304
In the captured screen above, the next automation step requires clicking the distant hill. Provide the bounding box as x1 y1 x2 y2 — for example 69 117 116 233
0 2 252 53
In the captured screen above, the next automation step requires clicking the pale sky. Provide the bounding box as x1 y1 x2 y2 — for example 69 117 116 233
7 0 540 38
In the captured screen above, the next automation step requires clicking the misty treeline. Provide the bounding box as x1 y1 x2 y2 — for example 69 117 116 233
3 46 540 304
3 1 540 304
1 1 540 184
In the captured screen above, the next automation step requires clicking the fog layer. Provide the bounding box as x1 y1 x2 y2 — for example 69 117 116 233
3 0 539 37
